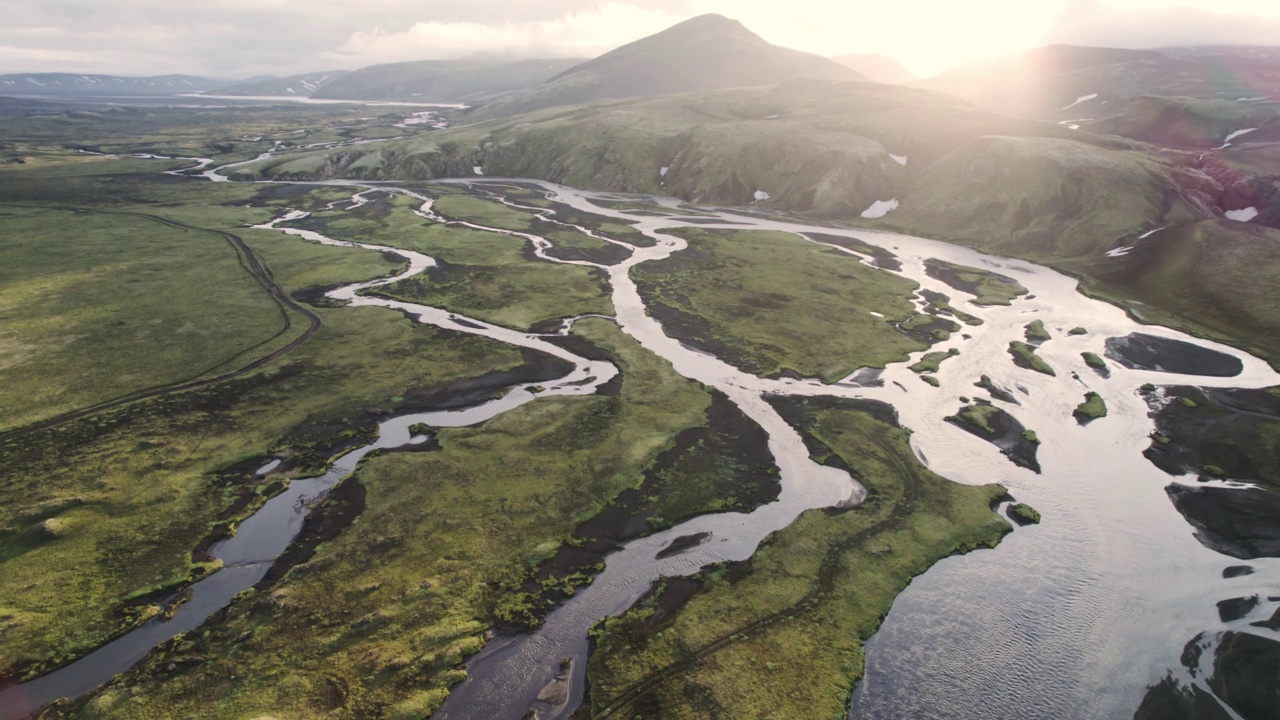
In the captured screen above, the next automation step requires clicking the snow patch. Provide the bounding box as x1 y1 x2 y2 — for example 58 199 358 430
1138 227 1165 240
753 190 770 202
1105 246 1133 258
660 166 669 177
1214 127 1257 149
861 199 899 219
1066 124 1080 130
1223 128 1256 144
472 166 484 176
1060 93 1098 111
890 154 907 166
869 311 885 318
1225 207 1258 222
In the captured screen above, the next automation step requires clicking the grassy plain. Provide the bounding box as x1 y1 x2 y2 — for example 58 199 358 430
0 103 422 167
633 228 927 381
295 191 615 330
582 397 1010 718
0 155 539 679
0 206 295 431
63 319 783 719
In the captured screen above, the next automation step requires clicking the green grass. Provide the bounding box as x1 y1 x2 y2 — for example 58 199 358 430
432 194 535 231
1082 351 1107 369
543 228 631 264
888 135 1205 262
0 168 539 679
1025 320 1052 342
634 228 927 381
0 103 424 169
924 259 1029 307
949 402 1004 435
0 205 298 432
909 348 960 374
581 397 1010 718
1074 392 1109 422
1008 503 1041 525
64 319 769 719
1009 341 1057 376
301 192 614 330
1070 220 1280 368
920 290 983 326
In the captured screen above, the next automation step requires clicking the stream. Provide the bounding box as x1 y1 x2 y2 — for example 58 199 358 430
429 181 1280 720
3 158 1278 720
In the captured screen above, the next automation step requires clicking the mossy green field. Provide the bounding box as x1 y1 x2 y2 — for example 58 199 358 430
582 398 1010 718
0 93 1144 720
633 228 927 381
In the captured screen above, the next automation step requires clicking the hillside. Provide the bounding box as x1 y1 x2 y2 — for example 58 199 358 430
0 73 221 97
833 54 914 84
1073 220 1280 362
235 81 1043 212
211 71 350 97
467 14 863 119
1085 96 1280 149
918 44 1280 120
231 72 1280 361
311 58 582 102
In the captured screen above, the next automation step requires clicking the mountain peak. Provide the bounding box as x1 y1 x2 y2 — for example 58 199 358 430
470 16 863 119
667 13 747 31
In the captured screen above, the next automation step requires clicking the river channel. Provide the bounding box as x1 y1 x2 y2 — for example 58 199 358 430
2 167 1277 720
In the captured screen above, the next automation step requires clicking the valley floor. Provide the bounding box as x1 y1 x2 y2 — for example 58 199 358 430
1 104 1277 720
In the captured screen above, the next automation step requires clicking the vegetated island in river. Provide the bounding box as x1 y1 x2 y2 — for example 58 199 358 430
945 400 1042 473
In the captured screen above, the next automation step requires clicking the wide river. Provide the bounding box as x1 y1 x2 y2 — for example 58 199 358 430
2 169 1277 720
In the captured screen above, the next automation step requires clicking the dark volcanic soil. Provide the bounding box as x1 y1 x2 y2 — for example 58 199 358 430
1106 333 1244 377
1166 484 1280 559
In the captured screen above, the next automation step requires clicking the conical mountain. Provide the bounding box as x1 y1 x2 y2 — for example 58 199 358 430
470 14 864 118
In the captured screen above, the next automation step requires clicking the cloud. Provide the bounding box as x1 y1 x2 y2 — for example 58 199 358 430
1046 3 1280 48
324 3 691 66
0 0 1278 79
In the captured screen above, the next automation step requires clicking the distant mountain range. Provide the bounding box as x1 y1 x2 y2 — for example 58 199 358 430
917 45 1280 120
0 73 223 96
312 58 582 103
833 54 914 84
212 71 351 97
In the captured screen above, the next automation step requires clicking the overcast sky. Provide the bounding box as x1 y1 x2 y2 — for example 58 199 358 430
2 0 1280 80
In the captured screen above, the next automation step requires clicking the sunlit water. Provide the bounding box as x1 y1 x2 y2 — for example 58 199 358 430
3 157 1277 720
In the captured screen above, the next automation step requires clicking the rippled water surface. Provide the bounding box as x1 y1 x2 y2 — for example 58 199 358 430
4 166 1277 720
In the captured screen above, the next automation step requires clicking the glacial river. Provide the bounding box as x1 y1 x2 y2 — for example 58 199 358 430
2 167 1277 720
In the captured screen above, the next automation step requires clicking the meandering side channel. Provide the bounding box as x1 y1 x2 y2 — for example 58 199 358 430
6 166 1279 720
0 194 615 720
